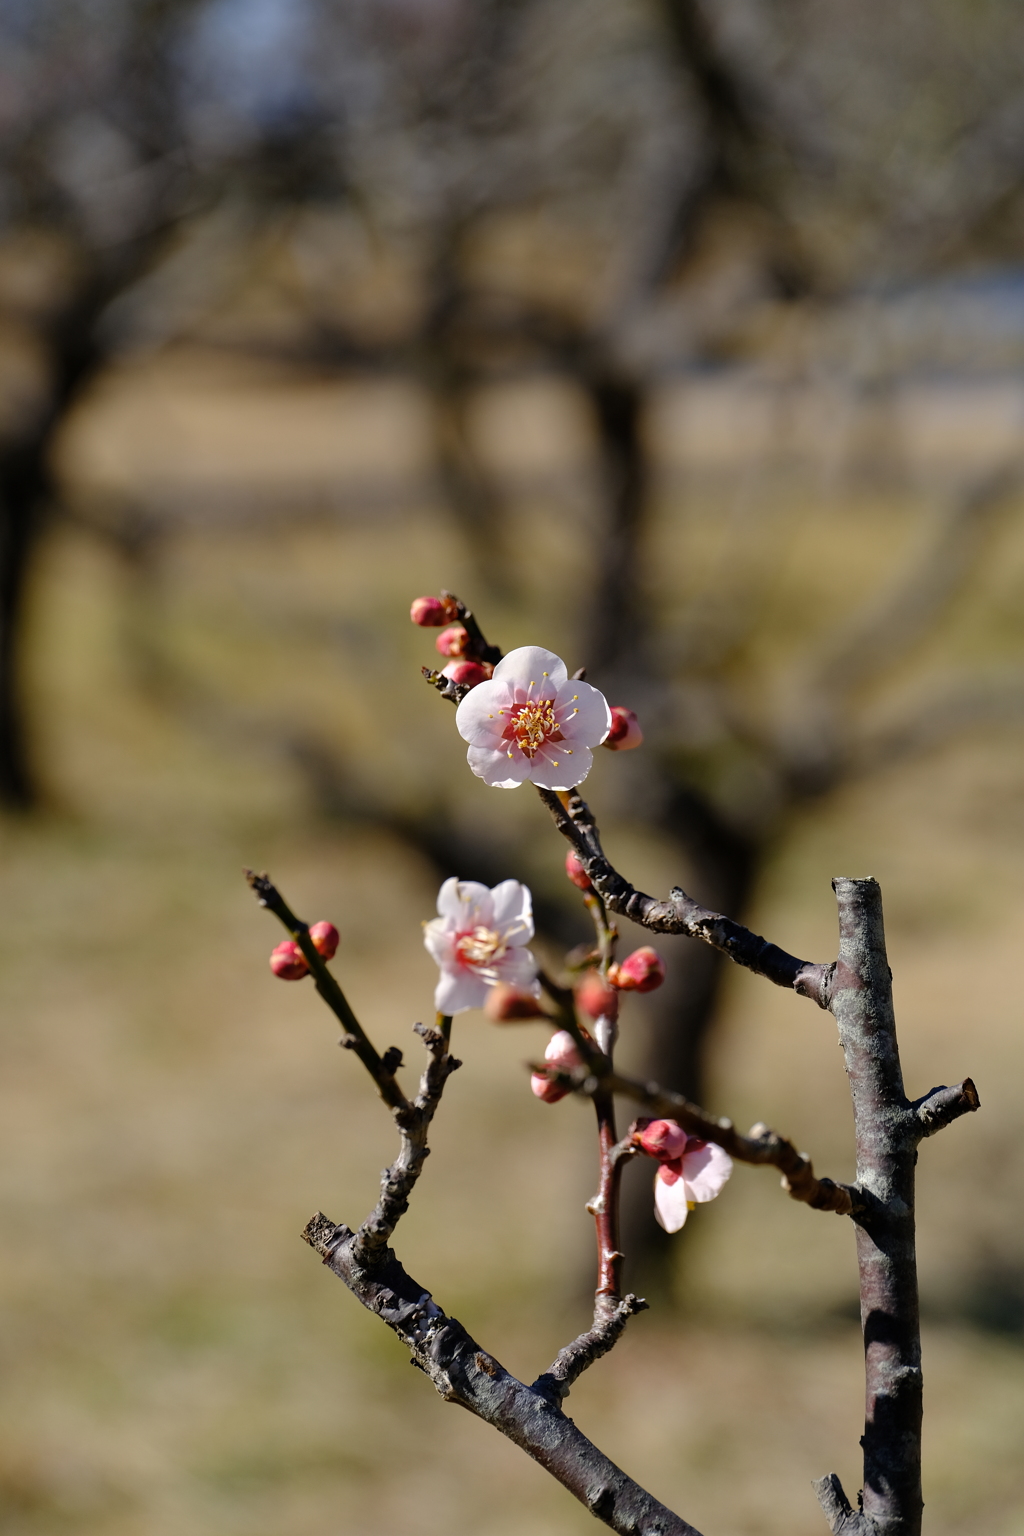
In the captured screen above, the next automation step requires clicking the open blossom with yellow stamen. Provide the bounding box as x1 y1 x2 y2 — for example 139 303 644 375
423 877 540 1014
455 645 612 789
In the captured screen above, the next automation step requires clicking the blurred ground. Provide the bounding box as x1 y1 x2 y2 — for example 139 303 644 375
2 417 1024 1536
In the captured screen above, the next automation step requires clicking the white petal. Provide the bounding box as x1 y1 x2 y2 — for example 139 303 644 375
436 878 493 926
435 968 489 1014
493 946 540 992
456 678 512 746
466 744 530 788
490 879 533 939
527 743 594 791
557 679 612 747
654 1170 690 1233
422 916 456 966
491 646 568 695
683 1142 733 1203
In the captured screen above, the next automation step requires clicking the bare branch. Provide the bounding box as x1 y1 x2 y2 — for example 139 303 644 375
303 1216 704 1536
811 1472 869 1535
557 1068 863 1217
533 1294 649 1406
912 1078 980 1139
353 1019 462 1268
244 870 409 1111
536 787 832 1006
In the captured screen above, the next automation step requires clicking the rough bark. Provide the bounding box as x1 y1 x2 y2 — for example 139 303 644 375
305 1214 702 1536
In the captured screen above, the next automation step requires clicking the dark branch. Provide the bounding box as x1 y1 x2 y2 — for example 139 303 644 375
303 1217 703 1536
533 1294 648 1406
912 1078 980 1139
536 787 831 1007
244 869 408 1111
353 1019 461 1267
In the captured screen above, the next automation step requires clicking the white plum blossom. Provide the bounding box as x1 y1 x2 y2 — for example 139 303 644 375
423 877 540 1014
455 646 612 790
636 1119 733 1233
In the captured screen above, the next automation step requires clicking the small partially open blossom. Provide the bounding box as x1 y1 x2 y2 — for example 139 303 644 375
576 970 619 1021
442 659 489 687
531 1029 583 1103
610 946 665 993
455 645 612 790
424 877 539 1014
604 706 643 751
270 940 308 980
634 1118 732 1232
485 982 547 1022
636 1118 689 1161
410 595 447 627
308 921 339 960
436 624 469 658
564 849 592 890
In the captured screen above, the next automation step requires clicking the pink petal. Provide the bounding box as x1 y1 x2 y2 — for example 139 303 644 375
490 646 568 694
654 1169 690 1233
435 968 489 1014
489 879 533 937
556 679 612 747
527 742 594 792
436 878 493 926
492 946 539 992
456 678 513 746
466 744 532 788
422 917 456 968
682 1142 733 1203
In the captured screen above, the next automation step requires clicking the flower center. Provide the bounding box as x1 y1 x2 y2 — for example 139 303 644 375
505 699 562 758
455 925 505 968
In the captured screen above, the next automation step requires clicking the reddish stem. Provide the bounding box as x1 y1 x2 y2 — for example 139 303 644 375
592 1089 625 1312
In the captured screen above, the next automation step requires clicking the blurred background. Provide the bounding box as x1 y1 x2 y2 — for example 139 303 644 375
3 1 1024 1532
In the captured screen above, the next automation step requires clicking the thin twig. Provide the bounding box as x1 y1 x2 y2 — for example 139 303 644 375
244 869 409 1111
542 1065 863 1217
536 788 832 1006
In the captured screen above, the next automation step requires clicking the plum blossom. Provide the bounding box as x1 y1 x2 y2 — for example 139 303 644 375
635 1118 733 1233
455 646 612 790
423 877 539 1014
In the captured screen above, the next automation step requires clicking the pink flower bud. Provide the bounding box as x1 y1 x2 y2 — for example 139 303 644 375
410 595 447 626
636 1118 689 1162
484 982 546 1022
435 624 469 658
308 921 339 960
575 970 619 1021
564 849 592 890
531 1029 583 1102
604 706 643 751
610 946 665 992
442 659 489 687
544 1029 583 1070
531 1072 569 1103
270 940 308 980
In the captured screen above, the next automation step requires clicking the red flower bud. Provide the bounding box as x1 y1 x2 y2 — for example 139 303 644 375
435 624 469 658
530 1072 568 1103
564 849 592 890
575 970 619 1021
270 940 309 980
604 706 643 751
636 1118 689 1162
531 1029 583 1103
442 659 489 687
611 946 665 992
485 983 546 1022
308 921 339 960
410 595 447 626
